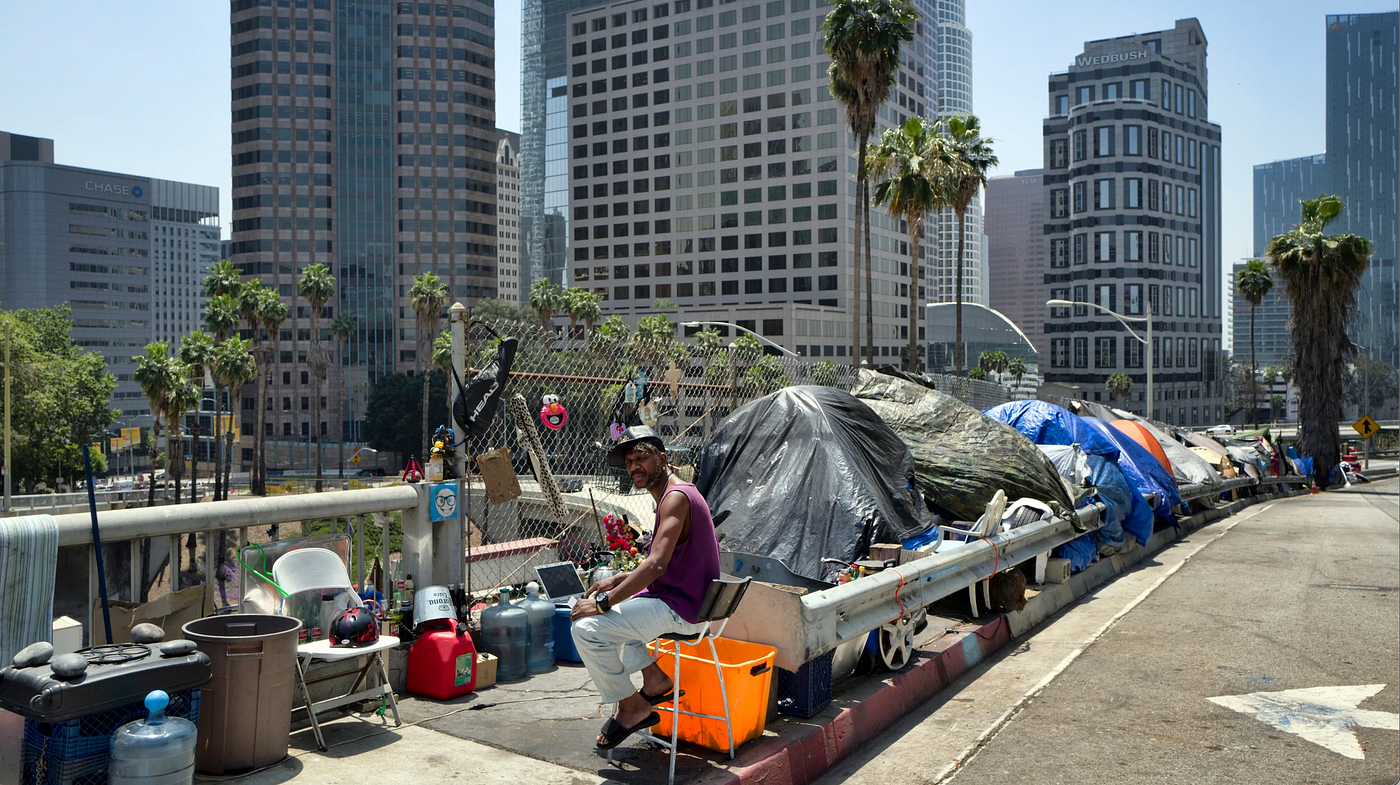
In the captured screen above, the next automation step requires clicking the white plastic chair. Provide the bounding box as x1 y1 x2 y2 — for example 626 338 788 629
272 547 400 749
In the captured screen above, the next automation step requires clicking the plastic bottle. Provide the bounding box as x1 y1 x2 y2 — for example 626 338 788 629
520 582 556 673
477 588 528 681
108 690 198 785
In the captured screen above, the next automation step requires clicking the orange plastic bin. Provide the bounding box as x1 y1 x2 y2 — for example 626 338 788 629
646 637 776 752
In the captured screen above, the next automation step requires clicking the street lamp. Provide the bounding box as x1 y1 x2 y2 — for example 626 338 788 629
1047 299 1154 417
680 320 798 357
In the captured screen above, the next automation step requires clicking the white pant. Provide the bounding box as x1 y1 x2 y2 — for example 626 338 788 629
571 597 706 703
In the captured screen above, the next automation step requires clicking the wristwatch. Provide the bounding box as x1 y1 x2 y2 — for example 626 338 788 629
596 591 611 613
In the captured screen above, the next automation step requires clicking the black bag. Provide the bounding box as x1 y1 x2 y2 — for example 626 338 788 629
452 334 517 437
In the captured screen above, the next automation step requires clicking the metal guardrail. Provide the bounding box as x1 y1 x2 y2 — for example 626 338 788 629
6 488 173 514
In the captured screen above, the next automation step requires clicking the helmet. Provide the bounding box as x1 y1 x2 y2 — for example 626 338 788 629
329 606 380 647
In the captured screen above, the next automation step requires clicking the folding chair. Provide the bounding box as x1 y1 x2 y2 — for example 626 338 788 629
272 547 401 750
608 577 752 785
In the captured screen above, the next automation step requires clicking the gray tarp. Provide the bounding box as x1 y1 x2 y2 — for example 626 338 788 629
852 371 1076 523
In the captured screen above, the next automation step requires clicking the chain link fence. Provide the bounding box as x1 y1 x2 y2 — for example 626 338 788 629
455 316 1017 594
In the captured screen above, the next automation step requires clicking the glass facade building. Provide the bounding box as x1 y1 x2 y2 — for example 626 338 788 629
1325 12 1398 368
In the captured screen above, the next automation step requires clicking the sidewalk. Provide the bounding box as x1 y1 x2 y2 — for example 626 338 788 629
210 483 1318 785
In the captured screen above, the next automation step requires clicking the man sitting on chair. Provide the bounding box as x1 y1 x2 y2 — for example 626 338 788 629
571 425 721 750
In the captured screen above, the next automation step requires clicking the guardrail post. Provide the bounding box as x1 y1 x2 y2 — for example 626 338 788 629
400 482 464 591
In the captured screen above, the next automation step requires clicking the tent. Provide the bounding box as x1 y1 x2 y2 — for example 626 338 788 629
1068 401 1221 489
984 401 1121 460
1111 419 1174 475
1083 418 1182 519
695 386 928 580
851 370 1076 523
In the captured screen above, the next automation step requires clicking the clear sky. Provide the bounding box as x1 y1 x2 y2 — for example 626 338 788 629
1 1 1391 298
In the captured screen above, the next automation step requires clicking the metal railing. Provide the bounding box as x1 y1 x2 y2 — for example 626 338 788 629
6 488 173 515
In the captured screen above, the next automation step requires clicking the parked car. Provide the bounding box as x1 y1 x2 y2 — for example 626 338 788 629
1206 424 1236 436
357 466 388 476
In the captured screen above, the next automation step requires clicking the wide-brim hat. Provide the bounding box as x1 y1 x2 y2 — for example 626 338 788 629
608 425 666 467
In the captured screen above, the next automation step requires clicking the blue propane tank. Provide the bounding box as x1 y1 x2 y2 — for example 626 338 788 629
108 690 198 785
478 588 528 681
520 582 556 673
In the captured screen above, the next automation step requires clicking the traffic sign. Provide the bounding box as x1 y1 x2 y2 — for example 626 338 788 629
351 455 361 465
1352 415 1380 438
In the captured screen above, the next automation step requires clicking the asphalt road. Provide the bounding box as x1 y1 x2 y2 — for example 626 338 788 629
817 482 1400 785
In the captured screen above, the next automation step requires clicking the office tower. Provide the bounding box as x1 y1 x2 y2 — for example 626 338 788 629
925 0 983 309
497 130 521 303
561 0 954 362
984 169 1045 357
521 0 617 295
1326 12 1398 368
0 130 219 428
1232 154 1324 370
1042 19 1224 425
229 0 496 471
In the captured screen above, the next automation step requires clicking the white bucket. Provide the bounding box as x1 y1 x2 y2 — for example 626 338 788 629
415 585 455 625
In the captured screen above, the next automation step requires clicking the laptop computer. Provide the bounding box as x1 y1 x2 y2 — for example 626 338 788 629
533 561 589 608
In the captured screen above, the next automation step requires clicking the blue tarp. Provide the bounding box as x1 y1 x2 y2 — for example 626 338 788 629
1053 533 1097 573
1081 417 1182 520
984 401 1120 460
1086 454 1154 547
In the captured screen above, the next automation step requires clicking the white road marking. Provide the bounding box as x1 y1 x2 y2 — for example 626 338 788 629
1208 684 1400 760
937 502 1278 782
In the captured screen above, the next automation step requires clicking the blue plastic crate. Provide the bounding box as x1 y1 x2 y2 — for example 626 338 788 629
552 607 582 663
775 650 834 718
21 748 108 785
22 687 200 763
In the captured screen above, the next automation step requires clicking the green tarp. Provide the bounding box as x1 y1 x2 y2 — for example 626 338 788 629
851 370 1076 523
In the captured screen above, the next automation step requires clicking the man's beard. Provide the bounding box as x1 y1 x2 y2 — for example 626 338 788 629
634 463 668 491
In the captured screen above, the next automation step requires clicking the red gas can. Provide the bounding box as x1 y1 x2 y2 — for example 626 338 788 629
406 618 478 699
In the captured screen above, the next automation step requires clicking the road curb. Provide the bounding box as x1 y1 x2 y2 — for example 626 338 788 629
692 486 1308 785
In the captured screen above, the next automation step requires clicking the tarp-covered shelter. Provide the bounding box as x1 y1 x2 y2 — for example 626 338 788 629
1069 401 1222 489
851 371 1075 523
984 401 1121 460
696 386 928 580
1111 419 1174 475
1082 418 1183 519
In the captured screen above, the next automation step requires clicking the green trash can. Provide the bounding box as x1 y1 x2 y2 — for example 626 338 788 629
183 614 301 775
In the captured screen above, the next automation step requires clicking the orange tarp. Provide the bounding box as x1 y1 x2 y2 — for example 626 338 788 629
1111 419 1174 475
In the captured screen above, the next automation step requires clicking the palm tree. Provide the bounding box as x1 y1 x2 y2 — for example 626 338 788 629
694 327 723 353
214 337 257 498
203 294 239 500
1266 195 1371 487
408 272 447 463
165 377 200 506
1236 259 1274 429
563 287 589 339
298 263 336 491
178 331 215 501
942 115 998 376
330 313 354 479
254 289 288 495
579 291 603 335
1106 372 1133 403
1008 357 1028 387
528 279 564 333
824 0 916 366
134 343 176 508
203 260 242 300
869 117 947 372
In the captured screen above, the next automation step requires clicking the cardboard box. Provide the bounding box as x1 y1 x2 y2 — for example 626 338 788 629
92 584 214 645
474 652 499 689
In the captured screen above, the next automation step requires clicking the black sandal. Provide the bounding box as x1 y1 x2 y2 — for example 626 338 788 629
642 688 683 706
596 711 661 750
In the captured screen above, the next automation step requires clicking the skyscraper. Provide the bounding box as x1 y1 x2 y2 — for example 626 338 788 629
520 0 617 295
0 130 219 429
229 0 496 471
1232 154 1325 370
925 0 983 309
1042 19 1224 425
1325 12 1398 368
497 129 521 303
561 0 955 363
984 169 1045 357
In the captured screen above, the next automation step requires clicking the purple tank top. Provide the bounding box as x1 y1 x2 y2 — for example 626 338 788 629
638 482 721 624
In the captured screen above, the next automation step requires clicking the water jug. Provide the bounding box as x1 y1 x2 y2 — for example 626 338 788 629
520 582 556 673
478 588 528 681
108 690 197 785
